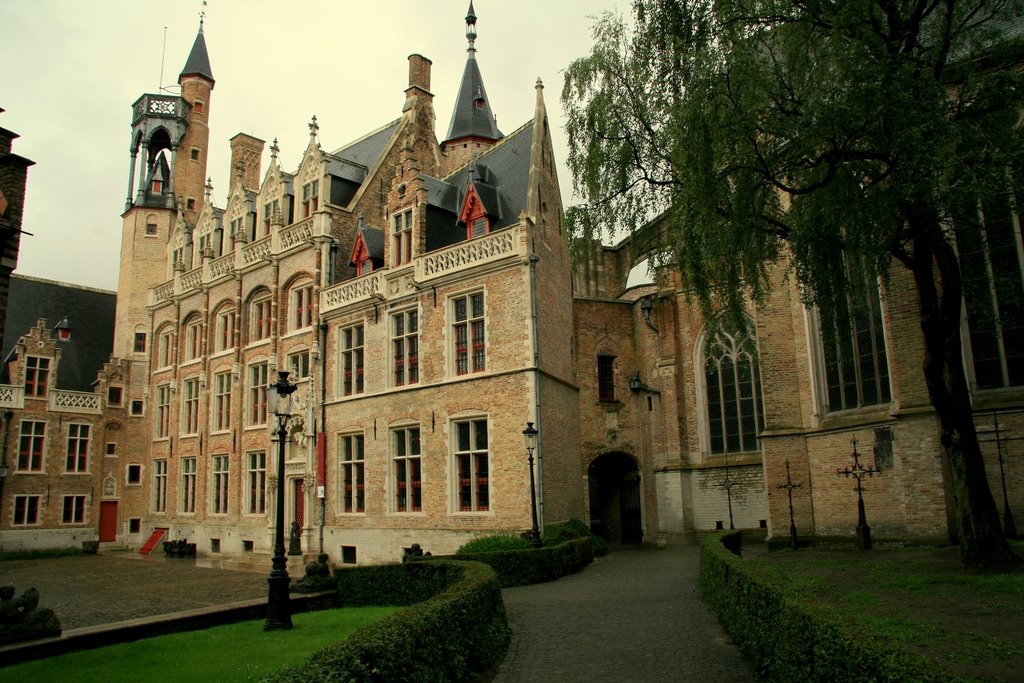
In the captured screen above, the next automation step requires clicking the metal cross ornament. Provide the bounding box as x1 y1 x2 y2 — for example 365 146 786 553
837 437 880 550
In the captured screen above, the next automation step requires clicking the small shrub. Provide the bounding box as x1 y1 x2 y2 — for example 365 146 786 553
545 518 608 556
457 534 533 555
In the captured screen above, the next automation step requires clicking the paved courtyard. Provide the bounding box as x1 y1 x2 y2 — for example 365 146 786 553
494 537 756 682
1 539 755 681
0 551 267 630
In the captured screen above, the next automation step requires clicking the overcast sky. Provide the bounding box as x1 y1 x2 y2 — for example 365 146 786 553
0 0 627 292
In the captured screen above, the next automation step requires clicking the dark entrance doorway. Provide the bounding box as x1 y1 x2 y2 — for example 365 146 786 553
588 453 643 543
294 479 305 527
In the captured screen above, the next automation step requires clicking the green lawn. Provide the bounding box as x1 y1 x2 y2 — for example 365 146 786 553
5 606 399 682
753 544 1024 681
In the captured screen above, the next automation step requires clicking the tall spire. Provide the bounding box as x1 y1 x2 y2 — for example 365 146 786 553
443 1 502 145
179 13 214 85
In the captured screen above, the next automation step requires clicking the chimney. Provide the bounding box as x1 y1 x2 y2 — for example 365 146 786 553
407 54 432 94
229 133 266 191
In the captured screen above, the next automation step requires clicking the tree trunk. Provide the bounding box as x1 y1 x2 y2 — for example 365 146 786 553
908 209 1021 569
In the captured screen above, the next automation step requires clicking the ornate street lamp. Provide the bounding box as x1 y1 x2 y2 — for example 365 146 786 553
265 371 297 631
522 422 542 548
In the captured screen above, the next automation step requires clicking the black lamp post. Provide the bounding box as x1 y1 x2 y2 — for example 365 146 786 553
265 371 297 631
522 422 542 548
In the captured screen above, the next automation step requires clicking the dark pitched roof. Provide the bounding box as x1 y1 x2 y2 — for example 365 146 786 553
3 275 116 391
444 53 502 143
359 226 385 261
179 26 214 84
442 119 534 229
331 119 401 170
421 119 535 251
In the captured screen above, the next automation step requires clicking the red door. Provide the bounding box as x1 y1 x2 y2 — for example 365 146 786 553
294 479 304 527
99 501 118 542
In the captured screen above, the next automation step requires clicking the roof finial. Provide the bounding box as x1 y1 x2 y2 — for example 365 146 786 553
199 0 207 31
270 137 279 161
309 115 319 139
465 1 477 53
204 177 213 201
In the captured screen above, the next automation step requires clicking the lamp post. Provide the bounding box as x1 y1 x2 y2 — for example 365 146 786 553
522 422 542 548
265 371 297 631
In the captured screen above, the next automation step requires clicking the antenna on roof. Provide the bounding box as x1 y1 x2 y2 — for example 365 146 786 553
158 26 167 92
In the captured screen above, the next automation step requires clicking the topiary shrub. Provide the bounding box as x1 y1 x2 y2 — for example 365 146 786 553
430 537 593 587
266 560 509 682
457 534 533 554
544 519 608 556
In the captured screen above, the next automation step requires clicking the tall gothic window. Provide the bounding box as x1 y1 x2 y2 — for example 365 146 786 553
955 178 1024 390
818 260 892 412
703 319 764 454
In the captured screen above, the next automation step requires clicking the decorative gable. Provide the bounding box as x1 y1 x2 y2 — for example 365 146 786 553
459 182 489 239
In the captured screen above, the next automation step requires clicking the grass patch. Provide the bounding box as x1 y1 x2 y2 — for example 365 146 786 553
3 606 398 682
752 545 1024 681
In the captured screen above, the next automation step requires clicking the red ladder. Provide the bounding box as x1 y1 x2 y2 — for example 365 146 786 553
139 527 168 555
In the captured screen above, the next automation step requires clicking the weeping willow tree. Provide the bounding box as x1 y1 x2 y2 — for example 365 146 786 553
563 0 1024 568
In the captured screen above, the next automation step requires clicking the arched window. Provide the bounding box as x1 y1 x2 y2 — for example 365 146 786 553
702 319 764 454
816 258 891 412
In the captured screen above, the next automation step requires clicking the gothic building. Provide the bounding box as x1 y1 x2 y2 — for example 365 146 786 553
1 6 1021 561
10 4 579 565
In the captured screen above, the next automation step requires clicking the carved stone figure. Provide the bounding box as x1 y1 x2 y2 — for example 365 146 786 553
293 553 335 593
0 585 61 645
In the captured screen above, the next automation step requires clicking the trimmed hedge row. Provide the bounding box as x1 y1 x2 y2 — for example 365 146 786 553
265 560 509 682
431 537 593 587
699 531 959 682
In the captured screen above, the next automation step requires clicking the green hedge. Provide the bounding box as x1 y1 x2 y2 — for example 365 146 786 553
699 531 959 682
432 537 593 587
265 560 509 682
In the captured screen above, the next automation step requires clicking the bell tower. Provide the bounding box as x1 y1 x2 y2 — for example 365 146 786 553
114 19 215 360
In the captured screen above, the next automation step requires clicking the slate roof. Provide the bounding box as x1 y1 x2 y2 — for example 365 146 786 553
358 226 385 261
444 53 503 143
331 120 401 170
421 119 535 251
180 25 214 83
2 275 116 392
440 119 533 227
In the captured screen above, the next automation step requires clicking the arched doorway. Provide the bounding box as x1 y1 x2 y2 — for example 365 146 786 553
588 452 643 543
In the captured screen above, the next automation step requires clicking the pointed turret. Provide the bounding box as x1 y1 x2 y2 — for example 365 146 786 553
179 15 214 85
443 1 502 147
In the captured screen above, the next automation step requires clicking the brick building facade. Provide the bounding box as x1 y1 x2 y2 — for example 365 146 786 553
1 6 1022 561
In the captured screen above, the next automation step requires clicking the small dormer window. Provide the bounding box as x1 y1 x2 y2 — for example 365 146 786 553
302 181 319 218
152 179 163 193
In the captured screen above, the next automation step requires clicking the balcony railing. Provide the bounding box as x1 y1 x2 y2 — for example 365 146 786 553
50 390 102 414
0 385 25 410
280 217 314 251
320 227 524 316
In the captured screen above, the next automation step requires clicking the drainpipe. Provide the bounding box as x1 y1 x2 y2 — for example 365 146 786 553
640 295 659 334
318 320 329 554
528 252 544 536
0 410 11 526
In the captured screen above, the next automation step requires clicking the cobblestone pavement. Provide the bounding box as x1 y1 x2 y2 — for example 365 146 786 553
493 537 757 683
0 552 267 630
